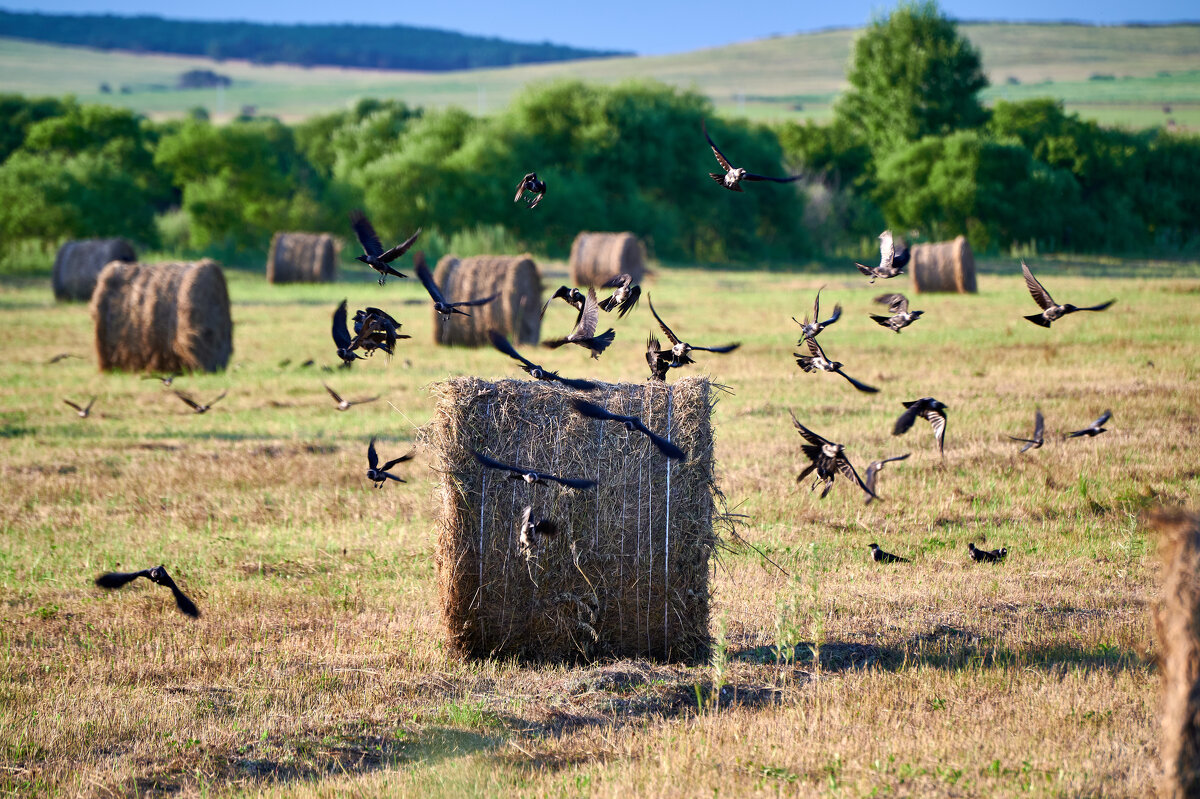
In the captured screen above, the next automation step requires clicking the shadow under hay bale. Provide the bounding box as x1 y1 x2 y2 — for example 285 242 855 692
1151 508 1200 799
422 376 718 663
569 232 646 288
266 232 338 284
52 238 137 302
90 259 233 374
910 235 977 294
432 254 542 347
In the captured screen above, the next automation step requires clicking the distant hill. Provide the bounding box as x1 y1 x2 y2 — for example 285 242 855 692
0 9 628 71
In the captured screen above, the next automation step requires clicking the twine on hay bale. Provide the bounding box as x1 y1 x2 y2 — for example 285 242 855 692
90 259 233 374
52 238 137 302
568 232 646 287
910 235 977 294
421 375 718 663
1151 508 1200 798
432 254 542 347
266 232 338 284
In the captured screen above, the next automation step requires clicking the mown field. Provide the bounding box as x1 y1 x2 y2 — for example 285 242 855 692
1 252 1197 797
2 23 1199 128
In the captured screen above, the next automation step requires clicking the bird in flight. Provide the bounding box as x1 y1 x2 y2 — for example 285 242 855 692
174 390 226 414
703 119 801 192
351 306 409 357
870 293 923 333
1066 409 1112 439
789 411 874 501
540 286 587 320
332 299 363 365
95 565 200 617
63 396 97 418
598 273 642 318
543 287 616 359
793 287 842 340
47 352 82 364
968 543 1008 563
518 505 558 550
489 331 597 390
142 372 181 386
794 335 879 393
571 398 687 460
324 383 379 412
648 295 739 367
472 450 596 490
646 335 672 381
856 231 908 283
1007 408 1044 453
893 398 948 457
863 453 910 504
415 254 499 320
514 172 546 209
869 543 909 564
349 209 419 286
1021 261 1115 327
366 437 414 487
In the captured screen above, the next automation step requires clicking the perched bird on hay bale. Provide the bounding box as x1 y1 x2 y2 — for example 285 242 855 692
53 238 136 301
94 565 200 618
568 232 646 288
1021 261 1115 327
430 253 539 347
266 232 338 284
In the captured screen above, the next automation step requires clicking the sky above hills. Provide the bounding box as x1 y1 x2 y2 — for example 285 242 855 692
8 0 1197 55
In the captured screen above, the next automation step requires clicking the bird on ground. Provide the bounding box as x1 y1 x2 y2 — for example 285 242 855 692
794 335 879 393
571 398 687 460
47 353 81 364
647 295 739 367
366 437 414 487
299 359 315 369
351 306 409 356
543 287 616 359
278 358 292 369
870 293 924 332
856 231 908 283
792 287 842 340
349 209 419 286
94 565 200 618
488 331 597 390
968 543 1008 563
1008 408 1045 453
332 300 363 365
869 543 909 564
703 119 801 192
598 273 642 318
646 335 672 381
518 505 558 549
324 383 379 412
514 172 546 209
471 450 596 490
893 398 948 457
1021 261 1116 327
540 286 587 320
415 254 499 319
63 396 96 418
174 389 226 414
864 453 911 504
142 372 181 386
789 410 874 500
1066 410 1112 439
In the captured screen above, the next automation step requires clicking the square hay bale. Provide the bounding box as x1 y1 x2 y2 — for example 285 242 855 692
422 376 718 663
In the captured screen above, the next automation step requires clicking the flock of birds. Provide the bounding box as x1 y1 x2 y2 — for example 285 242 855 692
76 121 1118 615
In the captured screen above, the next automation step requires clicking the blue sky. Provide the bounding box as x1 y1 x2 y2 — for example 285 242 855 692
8 0 1197 54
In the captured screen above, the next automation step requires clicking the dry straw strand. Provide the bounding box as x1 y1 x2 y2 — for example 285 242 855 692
568 232 646 287
432 254 542 347
911 235 977 294
52 238 136 302
266 232 338 284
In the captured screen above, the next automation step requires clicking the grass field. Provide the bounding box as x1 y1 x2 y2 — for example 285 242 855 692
2 23 1199 128
1 252 1198 796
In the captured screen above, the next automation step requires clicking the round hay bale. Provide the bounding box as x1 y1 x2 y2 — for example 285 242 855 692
266 232 338 284
910 235 977 294
568 232 646 287
52 238 137 302
432 254 542 347
90 259 233 374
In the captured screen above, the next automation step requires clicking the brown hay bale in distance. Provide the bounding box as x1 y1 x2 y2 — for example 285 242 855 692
90 259 233 374
568 232 646 287
52 238 136 301
266 232 338 284
422 376 718 663
910 235 977 294
432 254 541 347
1151 508 1200 798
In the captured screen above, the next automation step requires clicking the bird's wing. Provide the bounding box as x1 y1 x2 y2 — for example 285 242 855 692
1021 262 1056 310
804 335 824 359
515 173 534 200
157 570 200 618
864 462 880 494
836 457 874 497
174 391 200 410
821 303 843 327
893 403 921 435
572 398 617 423
743 172 802 183
836 370 880 394
367 437 379 470
923 409 948 452
488 330 538 370
471 450 524 476
702 120 733 171
84 396 97 412
886 294 909 314
63 399 82 412
452 292 500 309
1094 409 1112 427
882 453 911 465
544 473 597 490
788 409 829 447
379 228 421 262
616 285 641 318
878 231 895 272
95 569 151 589
1033 409 1045 440
554 374 598 391
646 295 681 345
642 426 687 460
415 259 447 305
855 262 876 277
208 391 227 407
811 287 822 322
332 300 353 349
324 384 344 404
381 450 416 471
1077 299 1116 312
572 288 600 339
601 273 631 290
349 210 384 258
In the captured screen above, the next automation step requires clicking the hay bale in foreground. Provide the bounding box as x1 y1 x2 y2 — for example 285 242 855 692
422 376 717 663
910 235 976 294
90 259 233 374
569 232 645 287
432 254 542 347
1152 508 1200 798
52 238 137 301
266 232 338 284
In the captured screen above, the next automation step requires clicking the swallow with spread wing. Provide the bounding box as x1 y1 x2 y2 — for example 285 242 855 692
646 335 672 381
63 396 97 418
1066 409 1111 438
968 543 1008 563
540 286 587 321
571 398 687 460
174 389 226 414
893 398 948 457
794 335 879 393
598 273 642 318
869 543 909 564
793 287 842 340
514 172 546 209
1021 261 1115 327
142 372 181 386
472 450 596 490
47 352 82 364
789 410 874 500
95 565 200 617
870 292 923 332
332 299 363 365
543 287 616 359
856 230 908 283
518 505 558 549
1008 408 1045 452
416 254 499 319
864 453 911 504
351 306 410 356
488 331 597 391
703 119 801 191
366 437 414 487
324 383 379 411
647 294 739 367
349 209 419 285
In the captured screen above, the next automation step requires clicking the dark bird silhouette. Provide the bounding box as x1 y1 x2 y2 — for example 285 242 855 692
571 398 687 460
518 505 558 549
869 543 908 564
540 285 587 320
47 352 82 364
598 273 641 318
864 453 911 504
174 389 226 414
968 542 1007 563
794 335 879 393
366 437 414 487
1021 261 1115 327
471 450 596 490
300 359 315 369
789 410 874 500
870 293 923 332
349 209 419 285
63 396 96 418
855 231 907 283
488 331 597 390
416 254 499 319
94 565 200 617
703 119 801 191
647 294 739 367
1066 409 1112 439
514 172 546 209
142 372 181 386
543 287 616 359
351 306 410 356
324 383 379 412
646 335 672 381
332 299 363 365
1008 408 1045 453
893 398 948 456
792 287 842 340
